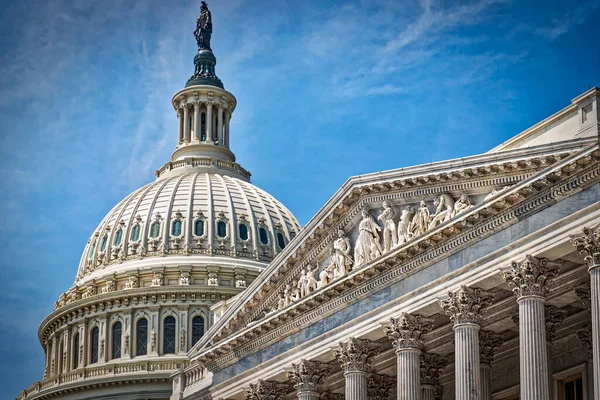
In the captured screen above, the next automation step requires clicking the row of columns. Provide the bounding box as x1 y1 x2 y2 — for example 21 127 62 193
244 226 600 400
177 103 230 146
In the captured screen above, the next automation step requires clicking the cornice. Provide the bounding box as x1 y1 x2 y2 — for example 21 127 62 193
192 143 599 371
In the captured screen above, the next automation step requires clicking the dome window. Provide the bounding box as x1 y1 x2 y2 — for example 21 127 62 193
131 225 141 242
136 318 148 356
90 327 99 364
217 221 227 238
112 322 122 359
194 219 205 237
88 239 97 260
113 229 123 246
192 316 205 346
172 220 182 237
239 223 249 241
259 227 269 245
100 234 108 252
277 232 286 250
150 222 161 238
163 316 176 354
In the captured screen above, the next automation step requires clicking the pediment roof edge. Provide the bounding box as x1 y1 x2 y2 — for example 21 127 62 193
189 137 596 357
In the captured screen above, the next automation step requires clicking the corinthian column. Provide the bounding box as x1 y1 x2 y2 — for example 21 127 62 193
333 337 381 400
572 224 600 400
287 359 331 400
440 285 493 400
420 353 448 400
479 331 504 400
384 313 433 400
546 305 567 399
245 379 288 400
503 255 560 400
183 105 190 143
367 373 395 400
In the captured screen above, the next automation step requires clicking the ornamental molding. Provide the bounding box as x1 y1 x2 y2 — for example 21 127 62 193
244 380 288 400
420 353 449 386
367 373 395 400
479 331 504 365
192 143 599 371
545 305 568 343
574 281 591 309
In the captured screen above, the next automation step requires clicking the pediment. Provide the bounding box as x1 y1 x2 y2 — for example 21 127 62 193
190 138 599 370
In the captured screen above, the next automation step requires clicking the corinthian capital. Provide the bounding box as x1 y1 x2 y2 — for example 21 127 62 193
575 282 591 309
332 337 381 373
384 313 433 350
502 255 560 299
367 373 396 400
439 286 493 325
479 330 504 365
420 353 449 386
576 324 592 359
245 380 288 400
545 305 567 343
571 224 600 269
286 359 330 393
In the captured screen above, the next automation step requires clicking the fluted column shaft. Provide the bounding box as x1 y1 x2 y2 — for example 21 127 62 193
217 106 223 144
183 105 190 143
177 109 183 144
206 103 213 141
297 392 319 400
345 370 367 400
422 385 437 400
455 322 482 400
591 264 600 400
397 348 421 399
480 363 492 400
193 103 200 141
519 296 550 400
224 110 230 147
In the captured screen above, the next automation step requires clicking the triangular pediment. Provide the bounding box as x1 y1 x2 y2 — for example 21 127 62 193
190 138 599 370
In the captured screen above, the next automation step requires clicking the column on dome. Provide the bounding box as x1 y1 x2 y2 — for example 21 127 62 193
193 102 200 141
206 102 213 142
100 317 108 363
78 324 87 369
367 373 395 400
44 340 50 378
572 225 600 400
479 331 504 400
217 104 223 145
286 359 331 400
502 255 560 400
224 109 231 147
51 335 58 376
62 329 70 374
245 380 288 399
178 307 189 355
183 104 190 143
420 353 448 400
439 285 493 400
384 312 433 400
177 107 184 144
149 308 159 356
333 337 381 400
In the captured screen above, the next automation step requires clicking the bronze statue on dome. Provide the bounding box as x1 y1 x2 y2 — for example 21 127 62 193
194 1 213 51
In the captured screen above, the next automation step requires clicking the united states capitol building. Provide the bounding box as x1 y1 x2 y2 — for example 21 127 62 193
17 3 600 400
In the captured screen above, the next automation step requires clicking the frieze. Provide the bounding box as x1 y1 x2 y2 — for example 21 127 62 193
192 145 599 370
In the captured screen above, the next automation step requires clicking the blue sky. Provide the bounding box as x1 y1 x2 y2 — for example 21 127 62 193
0 0 599 397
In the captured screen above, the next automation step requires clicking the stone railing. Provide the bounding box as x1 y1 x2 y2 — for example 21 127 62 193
155 156 251 180
17 360 185 400
183 363 207 389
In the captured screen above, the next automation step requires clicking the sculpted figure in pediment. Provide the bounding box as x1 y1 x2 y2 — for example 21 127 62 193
396 206 415 246
305 265 318 294
319 258 336 288
333 229 353 276
411 201 431 237
428 194 456 230
298 269 309 298
378 201 397 253
454 193 473 216
355 209 383 267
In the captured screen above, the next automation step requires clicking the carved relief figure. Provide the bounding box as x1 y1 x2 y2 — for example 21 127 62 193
179 271 191 285
283 284 294 307
354 209 382 267
305 265 318 294
207 272 219 286
297 269 309 298
378 201 397 253
319 258 337 288
397 206 415 246
151 272 164 287
332 229 353 277
194 2 213 50
411 201 431 237
428 194 456 230
453 193 473 216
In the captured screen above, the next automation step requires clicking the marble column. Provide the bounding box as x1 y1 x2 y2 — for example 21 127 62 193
420 353 448 400
572 225 600 400
224 110 231 147
183 105 190 143
545 305 567 399
333 337 381 400
503 255 560 400
177 108 183 144
479 331 504 400
367 373 395 400
245 379 288 400
287 359 330 400
206 103 213 142
440 285 494 400
384 312 433 400
193 103 200 141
